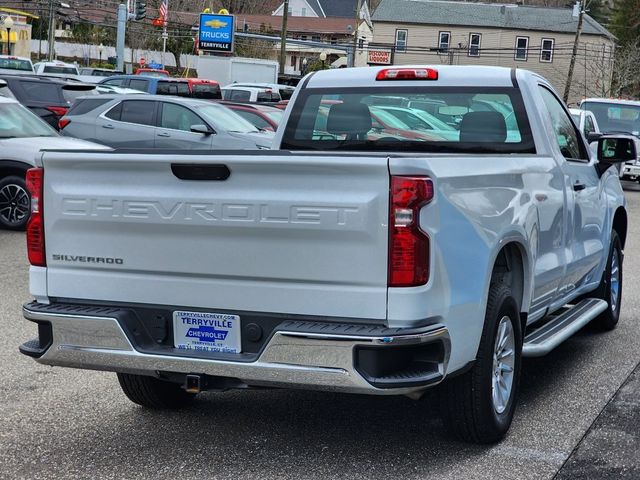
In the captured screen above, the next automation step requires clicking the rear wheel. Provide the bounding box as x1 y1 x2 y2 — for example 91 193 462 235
440 282 522 443
117 373 196 409
592 231 623 330
0 175 30 231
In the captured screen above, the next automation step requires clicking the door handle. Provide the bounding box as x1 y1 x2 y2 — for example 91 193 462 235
573 181 586 192
171 164 230 181
102 124 115 129
157 132 171 137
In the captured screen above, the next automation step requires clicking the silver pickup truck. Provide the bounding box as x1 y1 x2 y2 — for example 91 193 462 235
19 66 635 443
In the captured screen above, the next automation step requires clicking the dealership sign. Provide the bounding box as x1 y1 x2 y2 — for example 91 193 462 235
367 49 392 65
199 13 235 53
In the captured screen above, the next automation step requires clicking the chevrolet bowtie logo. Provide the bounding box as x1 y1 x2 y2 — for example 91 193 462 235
205 19 228 28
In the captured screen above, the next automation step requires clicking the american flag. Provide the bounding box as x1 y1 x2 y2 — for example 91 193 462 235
158 0 168 26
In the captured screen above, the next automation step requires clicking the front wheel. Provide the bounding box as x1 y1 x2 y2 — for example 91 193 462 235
0 175 30 231
592 231 623 330
440 283 522 443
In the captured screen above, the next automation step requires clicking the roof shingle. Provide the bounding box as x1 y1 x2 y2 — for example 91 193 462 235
371 0 613 38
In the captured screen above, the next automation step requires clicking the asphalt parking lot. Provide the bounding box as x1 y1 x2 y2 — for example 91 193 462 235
1 185 639 480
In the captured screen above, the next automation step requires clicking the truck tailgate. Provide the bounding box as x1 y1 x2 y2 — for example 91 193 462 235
42 152 390 320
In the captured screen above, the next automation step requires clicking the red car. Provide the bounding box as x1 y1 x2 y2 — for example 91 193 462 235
186 78 221 100
220 101 284 132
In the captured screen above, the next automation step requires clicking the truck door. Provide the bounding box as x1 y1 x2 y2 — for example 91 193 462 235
537 86 605 300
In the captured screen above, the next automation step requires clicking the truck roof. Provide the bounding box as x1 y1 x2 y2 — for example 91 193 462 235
581 98 640 106
304 65 520 89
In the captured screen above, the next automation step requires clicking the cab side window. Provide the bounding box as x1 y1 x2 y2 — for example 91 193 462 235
539 86 588 161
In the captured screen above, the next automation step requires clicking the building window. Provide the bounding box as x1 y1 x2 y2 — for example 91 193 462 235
301 7 307 16
540 38 554 63
515 36 529 61
395 29 408 52
291 55 296 67
468 33 481 57
312 35 320 42
330 37 338 45
358 38 365 49
438 31 451 52
300 35 308 41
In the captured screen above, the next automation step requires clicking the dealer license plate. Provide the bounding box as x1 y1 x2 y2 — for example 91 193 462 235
173 310 241 353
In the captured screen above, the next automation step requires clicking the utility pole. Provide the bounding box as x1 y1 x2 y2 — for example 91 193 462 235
350 0 363 67
116 3 126 72
279 0 289 76
47 0 55 60
563 0 584 103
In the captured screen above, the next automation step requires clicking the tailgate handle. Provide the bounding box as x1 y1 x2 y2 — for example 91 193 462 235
171 164 230 181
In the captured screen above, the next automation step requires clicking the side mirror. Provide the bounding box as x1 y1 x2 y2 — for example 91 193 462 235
190 124 213 135
597 136 637 163
586 132 603 143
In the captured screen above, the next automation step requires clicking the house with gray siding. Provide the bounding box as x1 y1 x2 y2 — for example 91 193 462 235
371 0 615 103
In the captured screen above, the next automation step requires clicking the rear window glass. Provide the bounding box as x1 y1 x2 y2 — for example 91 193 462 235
225 89 250 101
43 66 78 75
102 78 125 87
62 87 98 104
129 79 149 92
67 98 111 115
0 58 33 72
282 87 535 153
20 81 62 103
279 88 295 100
105 102 122 121
191 83 221 99
257 91 279 102
156 81 190 97
581 101 640 136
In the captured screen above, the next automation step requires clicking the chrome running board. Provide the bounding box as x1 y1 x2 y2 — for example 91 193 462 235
523 298 607 357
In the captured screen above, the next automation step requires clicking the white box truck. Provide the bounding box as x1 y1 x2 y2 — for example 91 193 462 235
195 55 278 85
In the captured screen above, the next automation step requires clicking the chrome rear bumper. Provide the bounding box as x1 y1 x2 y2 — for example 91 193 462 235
22 304 451 395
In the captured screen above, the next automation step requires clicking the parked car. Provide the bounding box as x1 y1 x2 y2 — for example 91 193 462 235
580 98 640 181
96 85 149 95
570 108 601 139
59 94 274 149
0 95 108 230
33 61 79 78
79 67 123 77
20 66 633 445
0 75 98 129
186 78 222 100
78 67 123 83
221 86 281 103
99 75 220 99
220 101 284 131
228 83 295 101
135 68 170 77
0 55 35 75
374 105 459 140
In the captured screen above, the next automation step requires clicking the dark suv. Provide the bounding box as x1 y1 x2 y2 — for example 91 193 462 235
0 75 97 130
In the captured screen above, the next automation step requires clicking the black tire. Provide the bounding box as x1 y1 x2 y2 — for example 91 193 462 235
592 231 623 330
0 175 30 231
117 373 196 409
440 283 522 443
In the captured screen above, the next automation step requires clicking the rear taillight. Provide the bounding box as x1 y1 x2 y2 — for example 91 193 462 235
47 106 68 117
58 118 70 129
388 176 433 287
25 168 45 267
